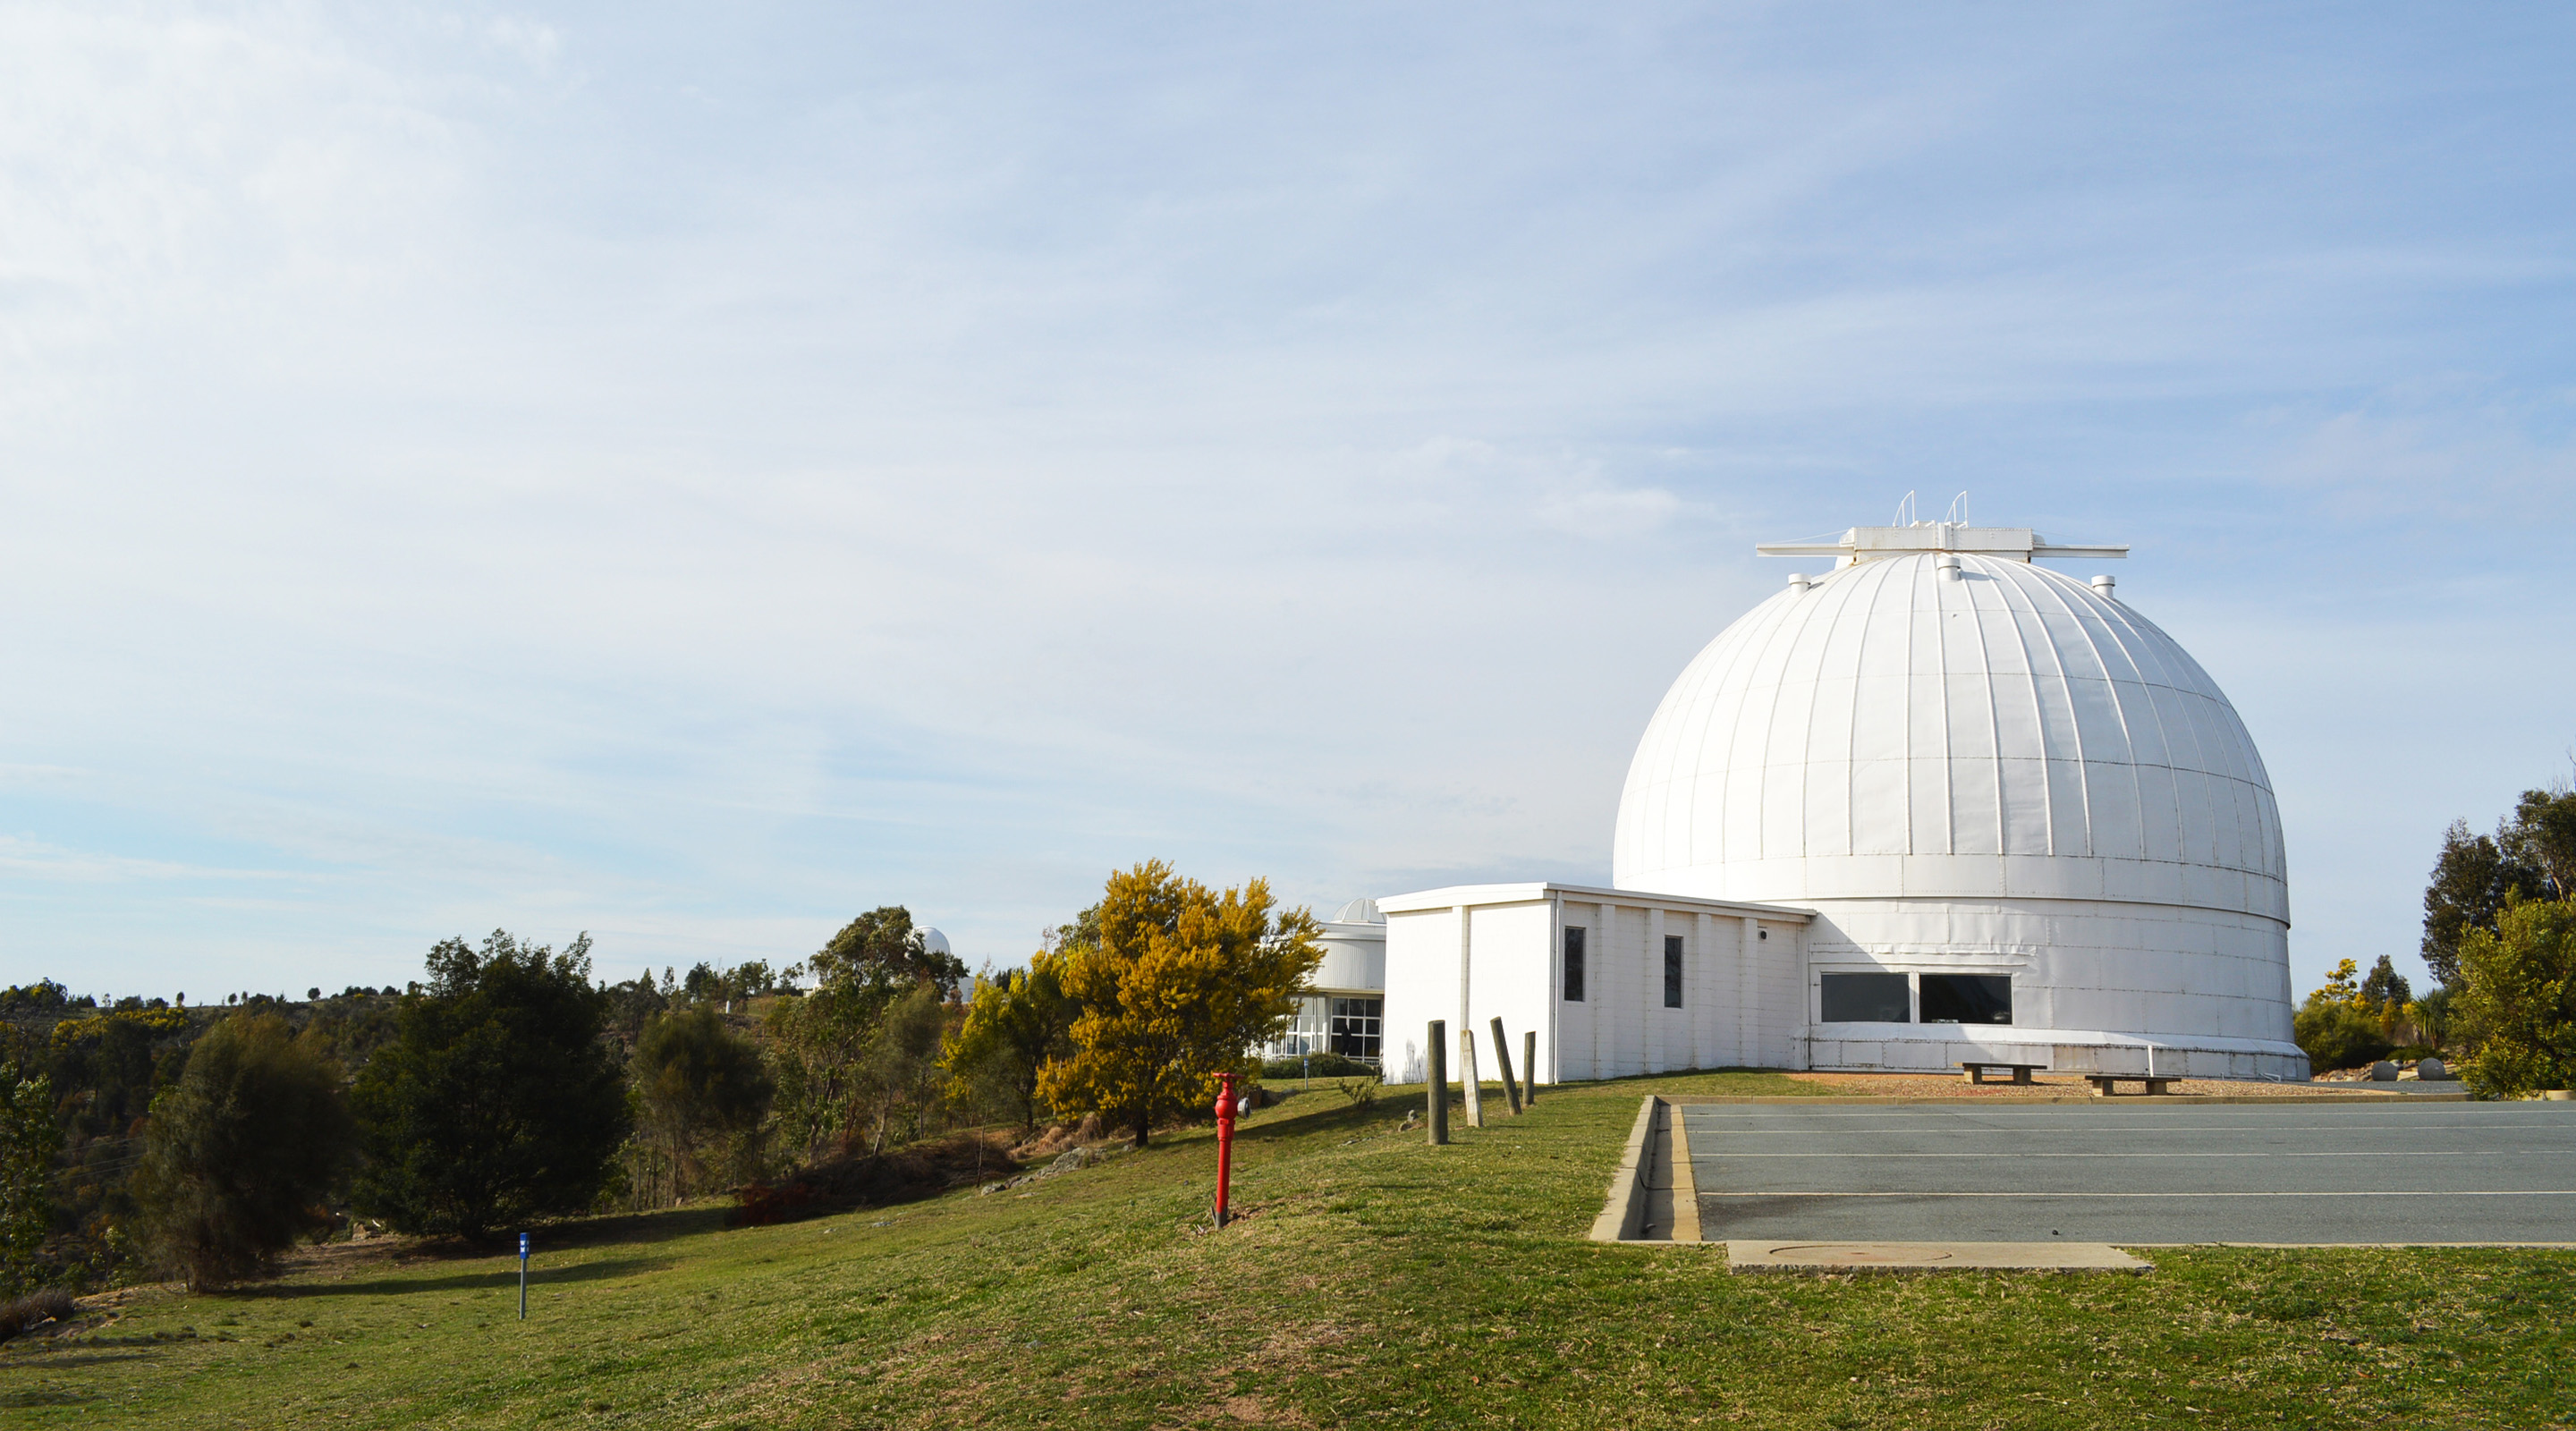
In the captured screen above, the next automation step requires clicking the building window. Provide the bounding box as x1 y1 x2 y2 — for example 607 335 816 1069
1663 935 1684 1009
1327 997 1382 1063
1563 927 1587 1003
1820 972 1911 1023
1919 974 2012 1025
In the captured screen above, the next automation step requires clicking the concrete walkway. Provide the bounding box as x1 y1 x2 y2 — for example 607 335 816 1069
1684 1101 2576 1244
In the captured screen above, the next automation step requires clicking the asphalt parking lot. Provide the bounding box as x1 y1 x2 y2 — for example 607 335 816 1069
1683 1101 2576 1244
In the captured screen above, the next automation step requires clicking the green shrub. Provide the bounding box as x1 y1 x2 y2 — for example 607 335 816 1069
2455 897 2576 1098
1259 1053 1375 1080
2292 996 2393 1074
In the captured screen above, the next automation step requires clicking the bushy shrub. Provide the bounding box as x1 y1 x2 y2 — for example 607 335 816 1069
2455 897 2576 1099
2292 995 2394 1074
0 1287 75 1342
1258 1052 1376 1080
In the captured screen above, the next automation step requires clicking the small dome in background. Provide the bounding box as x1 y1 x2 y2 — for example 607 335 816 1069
917 927 953 958
1331 897 1385 924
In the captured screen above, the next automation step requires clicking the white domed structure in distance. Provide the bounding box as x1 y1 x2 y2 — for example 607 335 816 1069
1332 897 1385 925
1257 898 1388 1069
1612 520 2302 1080
916 927 953 961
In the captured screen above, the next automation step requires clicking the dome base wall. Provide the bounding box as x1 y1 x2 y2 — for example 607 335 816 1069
1784 894 2300 1077
1803 1024 2309 1083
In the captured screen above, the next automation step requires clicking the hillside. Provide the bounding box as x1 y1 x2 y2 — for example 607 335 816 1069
4 1071 2569 1429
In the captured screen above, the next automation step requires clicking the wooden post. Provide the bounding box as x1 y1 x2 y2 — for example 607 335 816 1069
1523 1029 1538 1105
1426 1020 1449 1145
1460 1029 1485 1128
1489 1017 1522 1114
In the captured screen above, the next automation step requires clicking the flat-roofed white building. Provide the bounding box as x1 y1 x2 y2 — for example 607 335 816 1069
1375 515 2307 1085
1377 884 1810 1085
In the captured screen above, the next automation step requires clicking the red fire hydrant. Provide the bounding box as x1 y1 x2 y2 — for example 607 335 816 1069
1213 1072 1237 1228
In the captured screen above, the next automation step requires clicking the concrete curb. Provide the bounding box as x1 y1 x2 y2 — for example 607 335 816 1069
1588 1097 1662 1243
1590 1097 1707 1245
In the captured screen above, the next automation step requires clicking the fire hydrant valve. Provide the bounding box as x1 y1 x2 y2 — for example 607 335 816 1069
1213 1072 1237 1228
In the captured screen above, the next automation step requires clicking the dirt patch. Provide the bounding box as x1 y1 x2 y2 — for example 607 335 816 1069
1011 1113 1116 1159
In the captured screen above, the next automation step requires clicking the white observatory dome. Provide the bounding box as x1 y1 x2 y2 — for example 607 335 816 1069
1614 523 2301 1080
917 927 953 960
1614 553 2284 912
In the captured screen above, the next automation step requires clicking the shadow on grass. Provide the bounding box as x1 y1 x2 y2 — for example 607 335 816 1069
246 1255 674 1301
0 1347 158 1369
0 1386 97 1409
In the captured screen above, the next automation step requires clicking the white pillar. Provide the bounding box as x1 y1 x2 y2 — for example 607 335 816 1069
1645 905 1665 1074
1454 903 1471 1050
1693 911 1715 1071
1595 901 1614 1080
1738 914 1758 1069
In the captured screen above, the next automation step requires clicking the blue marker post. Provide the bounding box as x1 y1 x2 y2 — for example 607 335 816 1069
517 1232 530 1321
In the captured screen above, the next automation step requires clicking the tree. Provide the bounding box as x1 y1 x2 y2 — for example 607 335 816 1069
767 906 963 1164
2453 897 2576 1099
350 931 631 1239
2359 954 2411 1014
2503 786 2576 901
0 1063 59 1296
814 907 967 1002
132 1014 354 1288
632 1007 773 1202
1037 861 1321 1147
2424 820 2543 988
943 957 1078 1134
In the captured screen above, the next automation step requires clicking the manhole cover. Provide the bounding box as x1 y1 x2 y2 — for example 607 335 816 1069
1765 1243 1955 1264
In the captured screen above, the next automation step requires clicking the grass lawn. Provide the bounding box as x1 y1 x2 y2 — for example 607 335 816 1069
5 1070 2570 1429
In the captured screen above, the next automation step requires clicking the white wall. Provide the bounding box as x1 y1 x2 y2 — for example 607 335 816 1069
1798 896 2304 1080
1382 885 1813 1085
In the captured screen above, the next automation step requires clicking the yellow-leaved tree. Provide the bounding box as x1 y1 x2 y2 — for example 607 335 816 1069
1037 861 1321 1147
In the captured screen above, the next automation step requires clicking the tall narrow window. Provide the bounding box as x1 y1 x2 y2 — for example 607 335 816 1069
1662 935 1684 1009
1562 927 1587 1003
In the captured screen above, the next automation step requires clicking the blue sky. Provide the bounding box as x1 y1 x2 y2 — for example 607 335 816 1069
4 3 2572 999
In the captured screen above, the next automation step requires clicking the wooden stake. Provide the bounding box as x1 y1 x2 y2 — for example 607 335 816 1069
1522 1029 1538 1105
1426 1020 1449 1145
1489 1016 1522 1114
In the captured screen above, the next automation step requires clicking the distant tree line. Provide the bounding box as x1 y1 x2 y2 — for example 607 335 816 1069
0 859 1322 1293
2294 778 2576 1097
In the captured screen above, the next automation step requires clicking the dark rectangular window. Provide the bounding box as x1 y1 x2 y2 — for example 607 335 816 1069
1919 974 2012 1025
1662 935 1684 1009
1820 972 1911 1023
1562 927 1587 1003
1327 996 1384 1061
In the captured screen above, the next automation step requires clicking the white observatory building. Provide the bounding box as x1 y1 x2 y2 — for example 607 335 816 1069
1377 516 2305 1085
